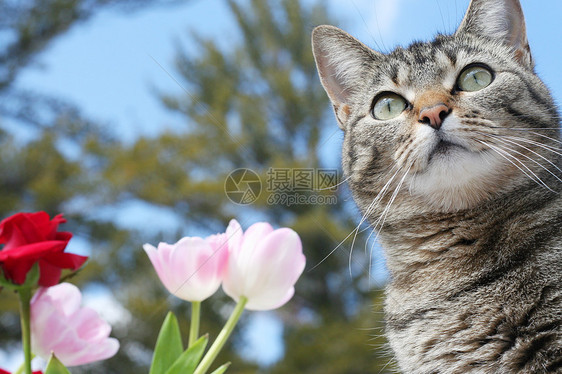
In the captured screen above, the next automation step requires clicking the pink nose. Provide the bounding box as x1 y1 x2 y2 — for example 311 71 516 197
419 103 451 130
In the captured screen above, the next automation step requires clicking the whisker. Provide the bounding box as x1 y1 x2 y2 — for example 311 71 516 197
501 135 562 154
355 166 402 248
365 163 413 284
374 163 412 233
480 133 562 177
482 127 562 152
378 354 397 374
529 131 562 146
308 221 359 271
310 165 400 272
317 174 352 191
495 127 561 131
477 140 554 192
484 138 562 186
349 166 403 276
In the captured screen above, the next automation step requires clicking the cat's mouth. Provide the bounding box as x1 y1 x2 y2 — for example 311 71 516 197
428 140 468 162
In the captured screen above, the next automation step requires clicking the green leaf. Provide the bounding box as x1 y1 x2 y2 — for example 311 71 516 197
150 312 184 374
165 335 208 374
209 362 231 374
44 354 71 374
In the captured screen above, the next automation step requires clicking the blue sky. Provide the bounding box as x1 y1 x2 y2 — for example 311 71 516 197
13 0 562 238
15 0 562 146
5 0 562 370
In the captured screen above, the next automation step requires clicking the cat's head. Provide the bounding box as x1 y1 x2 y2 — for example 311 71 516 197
312 0 560 212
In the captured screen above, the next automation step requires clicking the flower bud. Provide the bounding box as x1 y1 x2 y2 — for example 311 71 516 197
143 233 229 302
222 220 305 311
30 283 119 366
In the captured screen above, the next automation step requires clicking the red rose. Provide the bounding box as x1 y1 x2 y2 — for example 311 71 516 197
0 212 87 287
0 370 42 374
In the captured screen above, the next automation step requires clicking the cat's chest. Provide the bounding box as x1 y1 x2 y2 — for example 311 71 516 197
376 212 493 279
383 267 542 374
384 298 512 374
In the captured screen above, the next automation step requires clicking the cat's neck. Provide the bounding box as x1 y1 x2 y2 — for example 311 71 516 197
377 180 561 297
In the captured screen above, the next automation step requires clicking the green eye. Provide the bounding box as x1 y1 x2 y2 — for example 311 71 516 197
457 65 494 92
372 93 408 120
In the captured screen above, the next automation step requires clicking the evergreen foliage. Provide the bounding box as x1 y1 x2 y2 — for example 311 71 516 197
0 0 395 372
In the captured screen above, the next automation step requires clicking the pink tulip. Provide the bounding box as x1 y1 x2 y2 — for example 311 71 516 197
30 283 119 366
222 219 306 311
143 233 229 302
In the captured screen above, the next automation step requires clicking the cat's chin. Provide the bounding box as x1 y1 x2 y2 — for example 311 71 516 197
407 148 505 211
427 140 467 163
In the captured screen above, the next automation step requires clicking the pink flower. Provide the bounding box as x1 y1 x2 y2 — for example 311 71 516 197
30 283 119 367
222 220 306 311
143 233 229 302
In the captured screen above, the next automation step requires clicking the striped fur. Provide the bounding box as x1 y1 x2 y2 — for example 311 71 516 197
312 0 561 372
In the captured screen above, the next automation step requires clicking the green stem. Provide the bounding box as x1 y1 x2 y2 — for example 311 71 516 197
13 354 35 374
18 288 32 374
189 301 201 348
193 296 247 374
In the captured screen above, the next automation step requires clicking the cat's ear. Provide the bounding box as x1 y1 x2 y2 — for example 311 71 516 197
312 25 379 129
456 0 532 66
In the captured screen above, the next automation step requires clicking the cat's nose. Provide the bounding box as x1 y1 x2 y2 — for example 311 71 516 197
418 104 451 130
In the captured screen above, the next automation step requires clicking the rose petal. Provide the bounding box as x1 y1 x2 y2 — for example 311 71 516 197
0 212 80 286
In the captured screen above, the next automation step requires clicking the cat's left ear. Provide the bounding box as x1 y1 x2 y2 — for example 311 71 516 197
456 0 532 67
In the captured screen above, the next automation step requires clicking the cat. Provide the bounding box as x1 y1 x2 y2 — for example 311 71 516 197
312 0 561 372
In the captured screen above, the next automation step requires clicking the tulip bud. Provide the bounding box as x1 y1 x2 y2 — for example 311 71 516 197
222 220 305 311
143 233 229 302
30 283 119 367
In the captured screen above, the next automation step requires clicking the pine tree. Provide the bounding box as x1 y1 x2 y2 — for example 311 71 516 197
0 0 395 372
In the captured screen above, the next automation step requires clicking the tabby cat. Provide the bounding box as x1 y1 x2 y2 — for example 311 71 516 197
312 0 561 372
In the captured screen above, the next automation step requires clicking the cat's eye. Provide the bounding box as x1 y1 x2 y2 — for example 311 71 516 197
372 93 408 120
457 65 494 92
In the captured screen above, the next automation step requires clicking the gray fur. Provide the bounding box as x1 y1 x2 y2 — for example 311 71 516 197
312 0 561 372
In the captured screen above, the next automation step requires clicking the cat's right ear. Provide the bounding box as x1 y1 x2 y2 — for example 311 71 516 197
312 25 378 129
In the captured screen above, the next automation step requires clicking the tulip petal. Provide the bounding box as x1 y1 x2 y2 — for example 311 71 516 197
222 222 305 311
67 337 119 366
226 219 243 254
240 222 274 255
143 243 169 288
246 286 295 311
243 229 304 310
54 283 82 315
234 222 274 287
144 234 228 302
73 307 111 341
30 283 119 367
